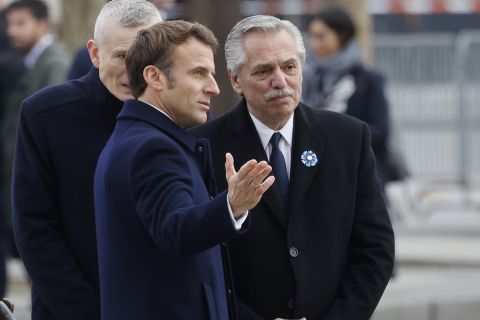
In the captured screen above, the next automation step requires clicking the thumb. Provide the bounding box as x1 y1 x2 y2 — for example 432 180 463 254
225 153 236 180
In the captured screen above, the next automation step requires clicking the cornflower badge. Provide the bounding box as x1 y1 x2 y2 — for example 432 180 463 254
301 150 318 167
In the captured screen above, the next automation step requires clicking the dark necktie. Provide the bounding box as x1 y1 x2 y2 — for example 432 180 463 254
269 132 289 207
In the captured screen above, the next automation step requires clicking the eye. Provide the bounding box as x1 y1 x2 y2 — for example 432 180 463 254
252 68 270 80
284 63 298 74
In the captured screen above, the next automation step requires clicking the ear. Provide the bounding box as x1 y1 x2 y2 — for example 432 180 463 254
228 69 243 96
39 19 50 34
87 40 100 68
143 65 165 91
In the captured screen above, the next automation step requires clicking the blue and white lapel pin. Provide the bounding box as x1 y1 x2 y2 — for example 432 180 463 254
300 150 318 167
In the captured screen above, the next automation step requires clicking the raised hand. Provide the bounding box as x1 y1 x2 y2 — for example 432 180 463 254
225 152 275 217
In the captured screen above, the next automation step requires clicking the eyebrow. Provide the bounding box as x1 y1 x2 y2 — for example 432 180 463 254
191 65 216 76
252 63 272 71
252 58 298 70
282 58 299 65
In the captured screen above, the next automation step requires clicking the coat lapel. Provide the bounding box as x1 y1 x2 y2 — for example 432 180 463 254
289 105 324 214
228 101 288 228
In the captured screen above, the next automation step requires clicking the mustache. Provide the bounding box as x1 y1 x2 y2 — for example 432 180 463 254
264 87 295 101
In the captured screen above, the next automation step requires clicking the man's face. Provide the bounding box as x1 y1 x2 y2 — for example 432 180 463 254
159 37 219 128
7 8 47 52
88 22 149 101
229 29 303 131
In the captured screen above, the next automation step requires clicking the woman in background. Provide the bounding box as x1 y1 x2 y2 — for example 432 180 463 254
302 7 392 185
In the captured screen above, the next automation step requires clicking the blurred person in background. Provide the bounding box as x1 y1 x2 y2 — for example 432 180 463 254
0 0 24 299
192 14 394 320
302 7 392 185
0 0 70 265
11 1 161 319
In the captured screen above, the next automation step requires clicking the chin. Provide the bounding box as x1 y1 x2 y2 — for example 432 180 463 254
117 93 133 102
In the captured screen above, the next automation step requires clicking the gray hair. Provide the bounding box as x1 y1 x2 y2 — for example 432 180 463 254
225 15 306 76
94 0 162 44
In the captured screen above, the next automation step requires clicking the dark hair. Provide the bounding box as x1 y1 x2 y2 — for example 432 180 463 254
126 20 218 99
311 7 356 48
6 0 48 20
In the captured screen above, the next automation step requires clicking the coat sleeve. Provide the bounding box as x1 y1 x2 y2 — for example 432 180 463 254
129 137 244 256
361 71 390 148
321 123 395 320
12 100 100 320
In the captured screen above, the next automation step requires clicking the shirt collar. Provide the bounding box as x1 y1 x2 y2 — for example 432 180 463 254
140 99 174 122
249 112 294 150
24 34 54 69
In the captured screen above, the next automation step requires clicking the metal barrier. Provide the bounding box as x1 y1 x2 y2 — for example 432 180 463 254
373 31 480 217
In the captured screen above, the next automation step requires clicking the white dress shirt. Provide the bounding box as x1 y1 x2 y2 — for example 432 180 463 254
249 112 294 179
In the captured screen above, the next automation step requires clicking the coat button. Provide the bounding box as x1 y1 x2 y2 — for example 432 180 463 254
289 247 298 258
287 298 295 309
197 146 204 153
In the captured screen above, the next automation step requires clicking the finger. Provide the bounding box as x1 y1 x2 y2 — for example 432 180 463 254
236 159 258 181
257 175 275 194
252 164 272 184
225 153 236 180
246 161 270 183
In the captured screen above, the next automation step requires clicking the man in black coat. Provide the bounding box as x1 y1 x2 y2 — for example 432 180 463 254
11 1 162 319
191 15 395 320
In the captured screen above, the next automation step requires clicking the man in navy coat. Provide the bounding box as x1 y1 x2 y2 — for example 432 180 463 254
191 15 395 320
94 20 274 320
11 1 162 319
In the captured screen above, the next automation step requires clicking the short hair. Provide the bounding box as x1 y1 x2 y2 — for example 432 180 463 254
311 7 356 48
126 20 218 99
94 0 162 45
225 15 305 76
6 0 48 20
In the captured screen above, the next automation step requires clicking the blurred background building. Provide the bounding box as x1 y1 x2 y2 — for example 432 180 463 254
1 0 480 319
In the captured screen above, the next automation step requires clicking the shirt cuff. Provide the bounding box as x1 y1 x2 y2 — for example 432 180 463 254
226 194 248 230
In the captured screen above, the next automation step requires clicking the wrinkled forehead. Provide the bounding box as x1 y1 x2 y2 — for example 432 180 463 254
242 30 301 66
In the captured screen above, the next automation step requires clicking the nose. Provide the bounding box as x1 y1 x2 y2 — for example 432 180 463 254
271 68 288 89
204 74 220 96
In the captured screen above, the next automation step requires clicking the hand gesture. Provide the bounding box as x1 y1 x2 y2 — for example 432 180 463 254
225 153 274 217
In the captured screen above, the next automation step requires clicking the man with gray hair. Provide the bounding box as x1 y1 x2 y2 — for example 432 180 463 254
192 15 394 320
11 1 161 319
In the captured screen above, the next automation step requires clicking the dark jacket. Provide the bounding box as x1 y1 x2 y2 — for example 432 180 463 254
95 99 244 320
12 67 122 320
191 100 395 320
303 65 391 183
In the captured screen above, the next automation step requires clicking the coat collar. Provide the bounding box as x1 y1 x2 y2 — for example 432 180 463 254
118 99 198 153
86 67 124 115
226 99 324 226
